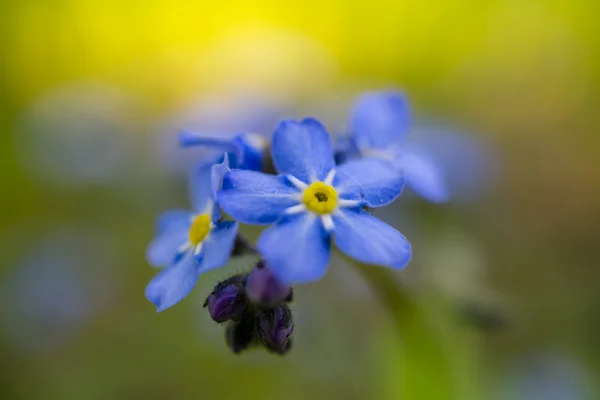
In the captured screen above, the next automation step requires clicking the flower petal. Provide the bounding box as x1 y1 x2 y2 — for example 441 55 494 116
232 133 265 171
400 150 449 203
147 210 191 267
334 135 359 165
218 170 300 225
199 221 239 272
257 213 331 283
155 209 191 235
145 252 201 312
334 158 404 207
333 208 411 270
211 154 230 201
189 162 214 213
146 231 188 268
178 131 237 151
271 118 335 183
350 91 412 150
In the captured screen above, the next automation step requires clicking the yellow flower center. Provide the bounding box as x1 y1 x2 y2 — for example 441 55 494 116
188 214 211 246
303 182 338 214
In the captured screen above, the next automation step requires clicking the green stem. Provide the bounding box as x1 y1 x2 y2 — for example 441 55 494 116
350 259 461 399
352 261 416 326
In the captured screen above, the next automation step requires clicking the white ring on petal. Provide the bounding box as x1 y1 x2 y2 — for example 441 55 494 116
245 133 267 150
361 148 395 161
177 242 191 254
202 199 214 216
284 204 306 215
193 243 203 256
337 199 362 209
286 175 308 190
321 214 335 232
324 168 336 185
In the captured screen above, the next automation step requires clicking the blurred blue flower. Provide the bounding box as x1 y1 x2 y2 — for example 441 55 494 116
145 156 239 312
402 124 499 202
178 131 266 171
0 229 117 353
218 118 411 284
341 91 450 203
507 354 591 400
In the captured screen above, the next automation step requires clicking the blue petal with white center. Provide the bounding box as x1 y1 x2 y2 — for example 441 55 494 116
332 208 411 270
271 118 335 183
333 158 405 207
147 210 190 267
197 220 239 271
257 213 331 284
218 169 300 225
399 150 449 203
145 252 201 312
350 91 412 150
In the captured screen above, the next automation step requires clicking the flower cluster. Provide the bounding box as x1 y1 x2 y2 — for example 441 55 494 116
145 90 449 354
205 262 294 354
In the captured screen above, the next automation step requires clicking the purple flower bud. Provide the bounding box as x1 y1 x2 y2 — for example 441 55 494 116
225 313 257 354
245 263 292 308
257 304 294 355
204 275 247 323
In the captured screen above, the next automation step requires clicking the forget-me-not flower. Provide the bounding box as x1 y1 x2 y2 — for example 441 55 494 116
146 156 238 311
218 118 411 284
178 131 267 171
347 91 450 203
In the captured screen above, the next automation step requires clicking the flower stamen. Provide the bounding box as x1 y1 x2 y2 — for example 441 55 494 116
303 182 338 214
189 214 211 246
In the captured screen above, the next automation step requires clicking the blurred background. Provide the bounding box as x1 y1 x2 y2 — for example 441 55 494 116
1 0 599 399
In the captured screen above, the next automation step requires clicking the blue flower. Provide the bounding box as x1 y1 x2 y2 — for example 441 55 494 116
346 91 450 203
218 118 411 284
178 131 266 171
145 156 239 311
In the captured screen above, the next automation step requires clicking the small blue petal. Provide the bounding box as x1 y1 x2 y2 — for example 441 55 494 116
257 213 331 284
189 162 214 213
218 170 300 225
198 220 239 271
400 150 449 203
155 209 191 236
145 252 201 312
334 135 359 165
211 154 230 201
233 133 265 171
334 158 404 207
147 210 191 267
333 208 411 270
271 118 335 183
147 231 188 267
351 91 412 150
178 131 237 151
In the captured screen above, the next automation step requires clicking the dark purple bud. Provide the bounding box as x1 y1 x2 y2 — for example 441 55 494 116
245 262 292 308
257 304 294 355
225 312 257 354
204 275 247 323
